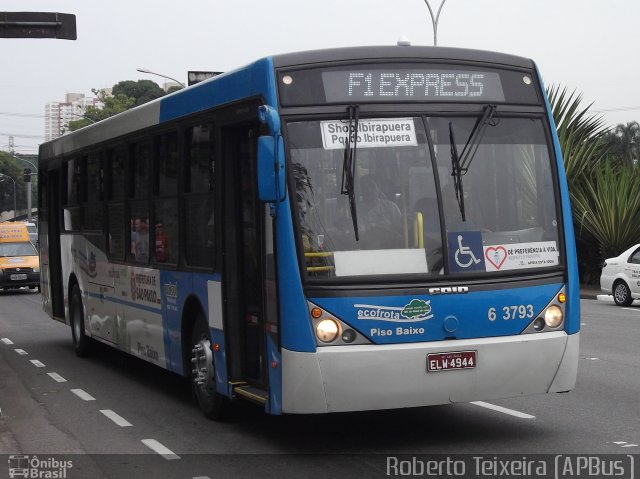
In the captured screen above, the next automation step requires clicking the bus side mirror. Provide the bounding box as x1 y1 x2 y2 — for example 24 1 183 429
257 135 286 203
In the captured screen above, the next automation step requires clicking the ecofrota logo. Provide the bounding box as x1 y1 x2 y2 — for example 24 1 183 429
355 299 433 323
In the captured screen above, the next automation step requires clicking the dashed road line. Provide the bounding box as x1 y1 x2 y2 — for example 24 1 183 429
14 349 28 355
47 372 67 383
622 308 640 313
470 401 536 419
30 359 45 368
141 439 180 460
612 441 638 448
583 357 600 361
1 338 14 345
100 409 133 427
70 389 96 401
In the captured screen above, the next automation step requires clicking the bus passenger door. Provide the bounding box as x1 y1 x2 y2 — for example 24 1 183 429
45 168 65 321
222 123 272 399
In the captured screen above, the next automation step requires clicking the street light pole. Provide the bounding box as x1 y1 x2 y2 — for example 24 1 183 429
423 0 447 46
0 173 17 219
136 68 186 88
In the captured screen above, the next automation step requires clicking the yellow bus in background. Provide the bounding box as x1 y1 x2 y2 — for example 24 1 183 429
0 222 40 292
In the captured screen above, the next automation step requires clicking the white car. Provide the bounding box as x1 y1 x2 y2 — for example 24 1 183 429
600 244 640 306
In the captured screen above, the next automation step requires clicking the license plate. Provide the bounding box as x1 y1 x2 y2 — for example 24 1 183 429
427 350 477 372
10 274 27 280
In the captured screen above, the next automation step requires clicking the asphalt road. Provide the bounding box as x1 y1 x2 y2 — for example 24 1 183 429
0 290 638 478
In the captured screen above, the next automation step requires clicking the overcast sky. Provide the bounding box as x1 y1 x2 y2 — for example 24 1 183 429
1 0 638 153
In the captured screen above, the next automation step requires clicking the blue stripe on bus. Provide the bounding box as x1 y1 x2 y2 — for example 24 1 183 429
537 65 580 335
85 291 162 315
158 57 278 123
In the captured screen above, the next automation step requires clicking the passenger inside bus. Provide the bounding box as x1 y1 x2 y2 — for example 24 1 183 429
358 174 402 234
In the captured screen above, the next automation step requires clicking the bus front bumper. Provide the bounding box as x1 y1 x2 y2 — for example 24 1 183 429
281 331 578 414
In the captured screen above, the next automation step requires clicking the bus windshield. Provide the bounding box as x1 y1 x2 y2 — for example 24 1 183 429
288 115 560 281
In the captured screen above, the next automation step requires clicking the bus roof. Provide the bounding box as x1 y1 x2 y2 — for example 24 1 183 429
271 45 534 70
39 45 535 160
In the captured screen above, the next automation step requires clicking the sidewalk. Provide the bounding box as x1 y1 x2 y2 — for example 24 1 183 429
579 285 601 300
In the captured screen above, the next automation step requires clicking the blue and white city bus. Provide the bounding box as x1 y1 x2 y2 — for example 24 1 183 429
38 46 579 419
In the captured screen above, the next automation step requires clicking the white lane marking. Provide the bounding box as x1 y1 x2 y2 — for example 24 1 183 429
622 308 640 313
141 439 180 460
1 338 14 345
584 357 600 361
100 409 133 427
70 389 96 401
193 477 211 479
30 359 45 368
47 372 67 383
14 349 28 355
612 441 639 448
470 401 536 419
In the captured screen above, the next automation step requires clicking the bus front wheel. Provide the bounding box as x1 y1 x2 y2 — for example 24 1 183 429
70 284 92 357
190 317 230 420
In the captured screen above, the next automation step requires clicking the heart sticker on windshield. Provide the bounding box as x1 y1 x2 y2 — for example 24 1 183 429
485 246 507 269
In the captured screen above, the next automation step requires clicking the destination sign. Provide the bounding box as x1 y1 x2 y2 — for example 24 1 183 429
277 63 540 106
322 69 505 102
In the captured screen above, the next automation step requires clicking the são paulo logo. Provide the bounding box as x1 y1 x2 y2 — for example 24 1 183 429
354 299 433 323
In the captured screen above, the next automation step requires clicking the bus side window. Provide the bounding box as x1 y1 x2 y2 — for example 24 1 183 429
184 123 216 268
129 140 151 264
154 132 179 265
106 147 126 260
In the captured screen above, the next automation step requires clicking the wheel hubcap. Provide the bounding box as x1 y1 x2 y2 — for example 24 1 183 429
191 339 214 390
615 285 627 302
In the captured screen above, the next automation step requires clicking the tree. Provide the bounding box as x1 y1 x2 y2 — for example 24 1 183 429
546 85 610 182
67 80 167 132
112 80 166 107
548 85 640 282
603 121 640 167
67 88 135 132
0 151 28 217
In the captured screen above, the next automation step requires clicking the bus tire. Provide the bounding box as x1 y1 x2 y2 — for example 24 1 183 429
613 280 633 306
70 284 92 357
190 316 230 420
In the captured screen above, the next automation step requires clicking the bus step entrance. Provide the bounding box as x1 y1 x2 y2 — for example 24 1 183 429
233 384 268 405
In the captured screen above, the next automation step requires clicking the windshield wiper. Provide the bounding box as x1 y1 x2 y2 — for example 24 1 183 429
449 104 498 222
341 105 360 241
449 122 466 222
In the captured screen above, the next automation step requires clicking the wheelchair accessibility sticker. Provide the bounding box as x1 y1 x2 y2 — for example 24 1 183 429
447 232 485 273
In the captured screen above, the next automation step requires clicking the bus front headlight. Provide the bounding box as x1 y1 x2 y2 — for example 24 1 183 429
316 319 340 343
544 305 563 328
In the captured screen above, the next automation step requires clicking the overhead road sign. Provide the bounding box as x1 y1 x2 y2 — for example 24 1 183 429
0 12 77 40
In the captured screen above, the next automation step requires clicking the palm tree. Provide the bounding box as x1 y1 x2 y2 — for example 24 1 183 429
546 86 640 281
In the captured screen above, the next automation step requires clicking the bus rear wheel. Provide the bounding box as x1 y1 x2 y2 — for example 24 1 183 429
70 284 92 357
190 317 230 420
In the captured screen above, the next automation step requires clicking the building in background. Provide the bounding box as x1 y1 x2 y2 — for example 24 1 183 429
44 92 106 141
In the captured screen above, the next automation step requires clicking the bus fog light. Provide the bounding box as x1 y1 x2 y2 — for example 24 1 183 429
544 306 563 328
316 319 340 343
533 318 545 331
341 329 356 343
